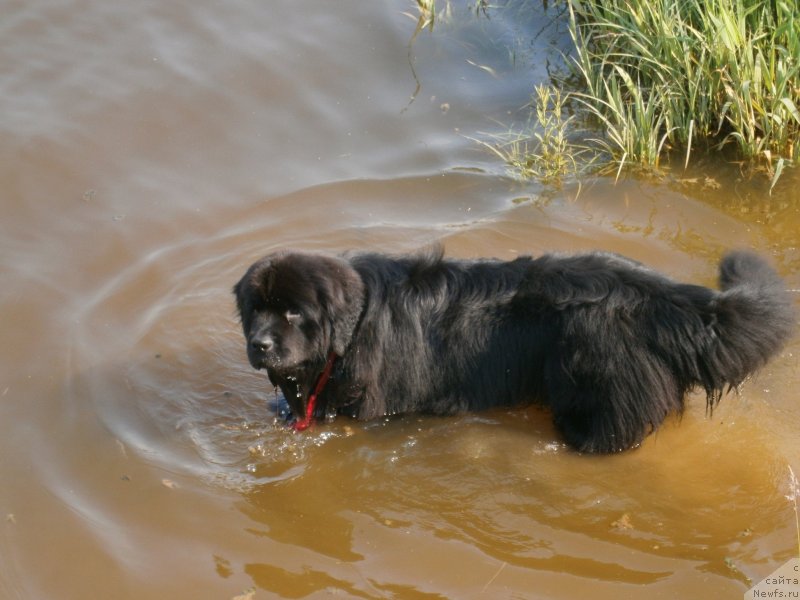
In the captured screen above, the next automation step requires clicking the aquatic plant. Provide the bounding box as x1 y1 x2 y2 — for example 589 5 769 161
567 0 800 188
469 84 583 183
407 0 799 188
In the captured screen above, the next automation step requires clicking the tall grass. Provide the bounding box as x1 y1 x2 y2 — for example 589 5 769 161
568 0 800 187
469 84 581 183
407 0 799 187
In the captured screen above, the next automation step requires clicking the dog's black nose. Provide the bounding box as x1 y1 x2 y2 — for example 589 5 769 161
250 336 274 354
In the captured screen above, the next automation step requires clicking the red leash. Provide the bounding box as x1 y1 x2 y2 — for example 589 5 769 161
293 351 338 431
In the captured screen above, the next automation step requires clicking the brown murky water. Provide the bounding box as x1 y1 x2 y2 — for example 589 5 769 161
1 2 799 599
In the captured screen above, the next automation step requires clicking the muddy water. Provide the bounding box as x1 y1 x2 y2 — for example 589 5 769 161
1 1 798 599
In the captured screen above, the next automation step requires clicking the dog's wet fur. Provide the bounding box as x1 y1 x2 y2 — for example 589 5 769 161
233 247 794 453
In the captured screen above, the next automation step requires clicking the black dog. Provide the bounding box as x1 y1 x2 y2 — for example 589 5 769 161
233 247 794 453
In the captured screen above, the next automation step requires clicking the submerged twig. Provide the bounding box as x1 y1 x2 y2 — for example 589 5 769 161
482 561 507 593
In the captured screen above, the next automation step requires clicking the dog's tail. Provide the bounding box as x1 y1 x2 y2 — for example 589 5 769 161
702 251 795 404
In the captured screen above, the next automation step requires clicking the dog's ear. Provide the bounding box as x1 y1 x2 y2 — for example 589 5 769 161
319 258 365 356
232 266 253 325
232 256 274 325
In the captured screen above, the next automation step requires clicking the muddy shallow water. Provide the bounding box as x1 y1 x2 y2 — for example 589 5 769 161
1 1 799 599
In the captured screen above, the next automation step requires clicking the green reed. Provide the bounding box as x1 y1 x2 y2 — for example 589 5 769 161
568 0 800 187
469 84 582 184
407 0 798 187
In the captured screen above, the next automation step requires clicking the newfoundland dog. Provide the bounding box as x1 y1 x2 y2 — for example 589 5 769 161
233 247 794 453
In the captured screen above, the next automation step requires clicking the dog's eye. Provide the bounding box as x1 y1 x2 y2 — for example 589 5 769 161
285 310 302 325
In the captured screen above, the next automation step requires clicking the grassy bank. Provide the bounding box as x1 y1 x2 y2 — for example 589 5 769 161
410 0 800 187
568 0 800 187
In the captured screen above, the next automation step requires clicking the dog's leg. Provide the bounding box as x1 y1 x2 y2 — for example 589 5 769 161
544 355 677 453
548 386 649 453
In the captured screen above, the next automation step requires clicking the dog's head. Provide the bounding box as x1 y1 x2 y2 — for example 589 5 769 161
233 251 365 381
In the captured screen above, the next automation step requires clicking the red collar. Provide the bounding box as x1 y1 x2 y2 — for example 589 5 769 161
292 351 338 431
